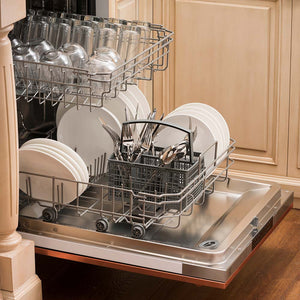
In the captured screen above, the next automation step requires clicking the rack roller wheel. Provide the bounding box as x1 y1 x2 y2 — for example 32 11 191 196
131 224 145 239
42 207 57 223
96 218 109 232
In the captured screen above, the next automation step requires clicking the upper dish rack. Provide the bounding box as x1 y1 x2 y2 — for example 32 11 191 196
12 11 174 108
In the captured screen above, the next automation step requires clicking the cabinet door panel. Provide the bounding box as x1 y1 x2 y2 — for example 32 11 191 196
288 0 300 178
155 0 291 175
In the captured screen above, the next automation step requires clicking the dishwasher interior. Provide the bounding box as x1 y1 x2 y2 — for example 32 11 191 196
14 8 293 288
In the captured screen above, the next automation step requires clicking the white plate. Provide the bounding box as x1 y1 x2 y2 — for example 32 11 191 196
116 91 139 125
127 85 151 117
56 93 140 133
22 138 89 183
19 147 79 204
56 94 136 127
155 113 217 173
57 106 122 171
23 144 83 194
21 140 88 194
176 103 230 149
123 89 146 119
117 91 144 134
175 103 230 148
168 107 225 159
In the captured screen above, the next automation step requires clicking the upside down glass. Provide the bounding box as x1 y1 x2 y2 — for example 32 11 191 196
55 22 71 48
13 45 40 94
40 50 73 96
95 47 124 94
85 51 119 99
96 27 117 50
31 40 54 57
132 24 151 78
117 28 140 62
117 28 141 81
28 20 49 43
48 18 72 48
71 25 94 57
60 43 88 68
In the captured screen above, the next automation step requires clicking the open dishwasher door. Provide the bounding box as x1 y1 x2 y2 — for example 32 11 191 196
18 178 293 289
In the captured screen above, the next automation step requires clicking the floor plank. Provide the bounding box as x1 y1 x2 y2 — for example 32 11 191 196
36 209 300 300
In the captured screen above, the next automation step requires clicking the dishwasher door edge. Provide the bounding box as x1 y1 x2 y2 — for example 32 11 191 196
18 189 293 288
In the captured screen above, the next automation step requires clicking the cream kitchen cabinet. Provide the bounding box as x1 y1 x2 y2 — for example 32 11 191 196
286 0 300 206
289 0 300 180
111 0 300 205
152 0 292 176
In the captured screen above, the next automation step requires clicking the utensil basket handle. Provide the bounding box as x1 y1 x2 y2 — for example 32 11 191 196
121 120 195 163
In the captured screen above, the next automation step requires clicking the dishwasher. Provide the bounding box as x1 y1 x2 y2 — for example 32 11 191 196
13 1 293 289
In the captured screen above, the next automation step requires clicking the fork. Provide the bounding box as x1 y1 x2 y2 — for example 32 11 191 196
99 117 122 160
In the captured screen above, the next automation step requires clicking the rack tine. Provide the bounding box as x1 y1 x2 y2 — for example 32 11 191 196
132 103 139 133
188 117 192 131
57 184 60 205
102 153 107 175
94 158 97 177
97 156 100 177
100 155 104 177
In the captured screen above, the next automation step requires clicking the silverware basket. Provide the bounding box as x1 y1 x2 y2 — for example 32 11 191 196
108 150 204 212
108 150 203 195
107 120 205 214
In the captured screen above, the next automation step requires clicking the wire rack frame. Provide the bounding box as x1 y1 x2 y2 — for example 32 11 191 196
19 139 236 238
13 19 173 109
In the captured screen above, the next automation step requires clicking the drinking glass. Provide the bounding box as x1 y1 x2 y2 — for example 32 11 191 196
96 27 117 50
131 24 151 77
132 20 151 27
48 18 72 48
107 18 128 32
27 9 36 17
95 47 123 66
13 45 40 94
28 20 49 43
19 16 34 43
117 28 140 81
55 22 71 48
60 43 88 68
31 40 54 57
85 52 118 98
132 24 150 54
91 16 106 27
117 28 140 62
95 47 124 91
35 9 57 17
106 21 127 40
71 25 94 56
40 50 73 95
11 38 23 49
65 14 81 28
47 19 59 46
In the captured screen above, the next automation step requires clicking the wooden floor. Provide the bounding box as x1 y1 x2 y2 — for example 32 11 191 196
36 209 300 300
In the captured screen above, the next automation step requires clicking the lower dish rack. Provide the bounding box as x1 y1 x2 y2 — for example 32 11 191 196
19 137 235 239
